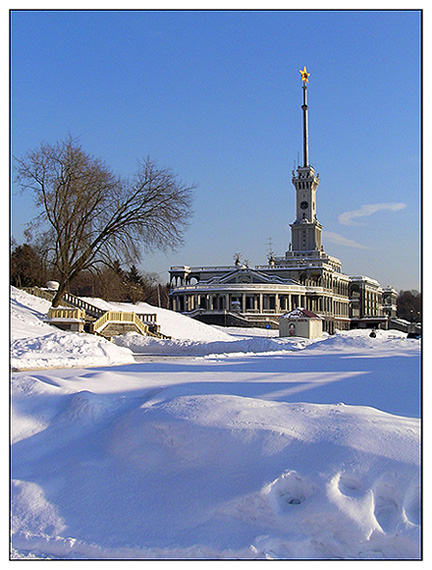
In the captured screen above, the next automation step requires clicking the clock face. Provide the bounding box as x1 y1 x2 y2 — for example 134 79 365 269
300 201 309 210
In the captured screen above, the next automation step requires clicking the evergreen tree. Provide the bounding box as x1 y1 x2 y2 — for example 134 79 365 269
126 265 144 287
396 290 421 322
11 243 45 288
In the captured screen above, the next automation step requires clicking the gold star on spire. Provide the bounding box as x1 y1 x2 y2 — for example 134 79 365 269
299 66 310 83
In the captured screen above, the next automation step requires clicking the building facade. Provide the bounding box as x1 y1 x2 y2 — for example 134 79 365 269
169 68 390 333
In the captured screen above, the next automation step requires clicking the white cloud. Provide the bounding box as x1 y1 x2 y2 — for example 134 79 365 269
338 203 407 226
322 231 369 250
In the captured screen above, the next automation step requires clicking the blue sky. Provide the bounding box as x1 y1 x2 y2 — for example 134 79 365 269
10 9 421 291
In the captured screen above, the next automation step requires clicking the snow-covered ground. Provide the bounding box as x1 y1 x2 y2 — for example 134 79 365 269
10 287 421 559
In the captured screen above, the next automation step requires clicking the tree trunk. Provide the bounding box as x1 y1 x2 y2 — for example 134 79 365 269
51 281 69 307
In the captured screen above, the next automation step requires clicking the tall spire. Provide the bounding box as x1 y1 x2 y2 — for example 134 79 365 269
290 66 321 253
299 66 310 167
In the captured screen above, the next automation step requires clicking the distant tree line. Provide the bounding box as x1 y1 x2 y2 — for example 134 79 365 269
11 241 421 318
396 290 421 322
10 241 170 308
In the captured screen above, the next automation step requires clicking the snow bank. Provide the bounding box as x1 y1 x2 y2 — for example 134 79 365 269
112 331 315 356
309 328 409 353
10 286 421 559
11 288 134 370
11 287 55 340
11 330 135 371
11 384 420 559
113 328 413 358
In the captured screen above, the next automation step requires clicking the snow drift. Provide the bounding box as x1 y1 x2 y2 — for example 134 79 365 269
112 331 313 356
11 386 420 559
10 287 421 559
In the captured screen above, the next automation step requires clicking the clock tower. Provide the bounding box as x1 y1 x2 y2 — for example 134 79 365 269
290 67 323 252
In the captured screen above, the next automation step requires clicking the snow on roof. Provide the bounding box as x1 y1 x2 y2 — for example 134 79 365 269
349 275 381 286
280 307 322 319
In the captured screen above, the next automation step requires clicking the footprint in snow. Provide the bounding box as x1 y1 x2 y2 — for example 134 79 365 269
372 472 403 533
402 475 421 526
264 470 317 514
337 472 366 498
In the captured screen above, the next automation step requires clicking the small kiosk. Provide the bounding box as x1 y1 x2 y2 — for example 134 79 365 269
279 308 323 339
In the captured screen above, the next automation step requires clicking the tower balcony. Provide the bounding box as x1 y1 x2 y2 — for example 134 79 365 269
292 165 318 179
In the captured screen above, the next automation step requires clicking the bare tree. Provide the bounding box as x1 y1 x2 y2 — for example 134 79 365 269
15 136 194 306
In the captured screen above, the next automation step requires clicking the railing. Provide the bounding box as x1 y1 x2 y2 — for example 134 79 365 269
22 287 56 303
170 265 234 272
171 283 312 293
135 313 158 324
146 329 172 340
47 307 86 320
21 287 171 339
91 311 149 336
62 293 105 319
21 287 104 318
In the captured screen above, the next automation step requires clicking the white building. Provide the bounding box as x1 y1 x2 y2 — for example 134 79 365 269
169 68 390 333
279 308 323 339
